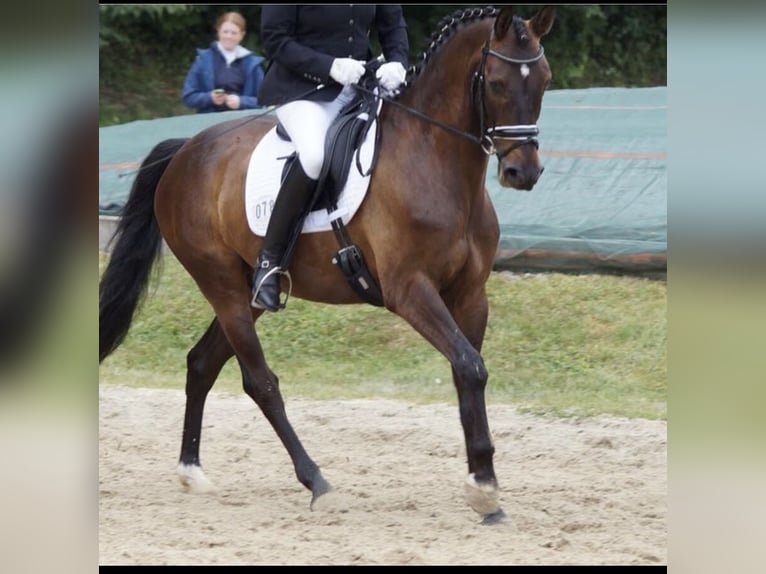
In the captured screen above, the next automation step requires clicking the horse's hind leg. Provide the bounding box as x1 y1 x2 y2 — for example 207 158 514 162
177 317 235 493
193 268 331 507
232 329 332 506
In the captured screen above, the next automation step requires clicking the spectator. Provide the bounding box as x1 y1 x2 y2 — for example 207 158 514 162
182 11 265 113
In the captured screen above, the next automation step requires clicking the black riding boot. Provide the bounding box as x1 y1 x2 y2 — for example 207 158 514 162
251 160 317 311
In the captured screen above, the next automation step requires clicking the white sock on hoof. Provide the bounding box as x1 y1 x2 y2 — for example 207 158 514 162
464 472 500 516
176 463 217 494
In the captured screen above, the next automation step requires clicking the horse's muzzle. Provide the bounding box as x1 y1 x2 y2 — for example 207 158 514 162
499 159 544 191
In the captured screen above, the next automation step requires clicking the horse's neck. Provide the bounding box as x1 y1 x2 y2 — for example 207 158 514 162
400 21 490 144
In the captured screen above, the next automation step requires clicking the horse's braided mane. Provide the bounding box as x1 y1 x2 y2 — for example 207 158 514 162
395 6 499 100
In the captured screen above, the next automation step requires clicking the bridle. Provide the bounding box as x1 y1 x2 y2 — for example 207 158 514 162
473 42 546 158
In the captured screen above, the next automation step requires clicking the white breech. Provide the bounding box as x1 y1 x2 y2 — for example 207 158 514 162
275 85 358 180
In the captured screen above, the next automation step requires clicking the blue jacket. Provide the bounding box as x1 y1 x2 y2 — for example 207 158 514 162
182 43 266 113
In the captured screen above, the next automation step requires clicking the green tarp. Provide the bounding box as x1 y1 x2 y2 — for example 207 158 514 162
99 87 666 274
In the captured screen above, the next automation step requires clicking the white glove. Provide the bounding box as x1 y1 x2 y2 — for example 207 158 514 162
376 61 407 93
329 58 366 86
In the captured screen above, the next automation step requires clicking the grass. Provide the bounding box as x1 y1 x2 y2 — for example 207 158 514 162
98 252 666 420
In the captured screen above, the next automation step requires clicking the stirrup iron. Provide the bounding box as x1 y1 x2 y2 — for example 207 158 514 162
250 266 293 310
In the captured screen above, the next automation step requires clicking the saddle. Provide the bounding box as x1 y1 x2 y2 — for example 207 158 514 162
276 89 384 307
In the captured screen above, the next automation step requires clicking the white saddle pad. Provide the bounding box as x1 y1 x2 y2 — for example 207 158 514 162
245 103 381 237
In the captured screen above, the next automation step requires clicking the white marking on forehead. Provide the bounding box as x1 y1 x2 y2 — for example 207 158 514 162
520 64 530 78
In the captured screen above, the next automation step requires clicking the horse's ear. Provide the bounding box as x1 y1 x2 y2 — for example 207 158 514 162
494 6 515 41
529 6 556 38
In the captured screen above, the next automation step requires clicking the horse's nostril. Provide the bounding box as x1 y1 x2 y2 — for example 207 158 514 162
539 166 545 175
505 167 519 179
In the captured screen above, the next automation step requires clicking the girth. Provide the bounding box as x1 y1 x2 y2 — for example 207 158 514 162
275 91 384 307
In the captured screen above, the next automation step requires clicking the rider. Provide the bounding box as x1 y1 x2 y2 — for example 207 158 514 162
252 5 409 311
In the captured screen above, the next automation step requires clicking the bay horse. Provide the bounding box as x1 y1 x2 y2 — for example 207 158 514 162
99 6 555 524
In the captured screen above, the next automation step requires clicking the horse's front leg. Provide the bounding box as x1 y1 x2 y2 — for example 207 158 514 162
387 274 503 523
444 280 506 524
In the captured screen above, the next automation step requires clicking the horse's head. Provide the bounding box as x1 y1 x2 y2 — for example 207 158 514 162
480 6 555 191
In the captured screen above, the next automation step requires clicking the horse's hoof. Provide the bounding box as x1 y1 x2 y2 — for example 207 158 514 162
464 472 501 516
481 508 507 525
309 474 333 511
176 463 217 494
310 485 344 512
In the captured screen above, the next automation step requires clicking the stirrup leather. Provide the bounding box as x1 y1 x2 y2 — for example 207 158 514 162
250 264 293 310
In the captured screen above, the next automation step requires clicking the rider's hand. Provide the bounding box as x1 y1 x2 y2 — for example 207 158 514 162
376 62 407 94
329 58 366 86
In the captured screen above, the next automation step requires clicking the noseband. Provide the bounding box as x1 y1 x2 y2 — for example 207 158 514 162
474 42 546 158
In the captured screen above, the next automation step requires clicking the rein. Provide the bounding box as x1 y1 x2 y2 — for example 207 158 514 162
352 83 485 147
354 41 546 161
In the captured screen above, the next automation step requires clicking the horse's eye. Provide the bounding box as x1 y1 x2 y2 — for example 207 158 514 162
489 80 505 95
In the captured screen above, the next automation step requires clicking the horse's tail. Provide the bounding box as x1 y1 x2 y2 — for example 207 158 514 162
99 138 188 363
